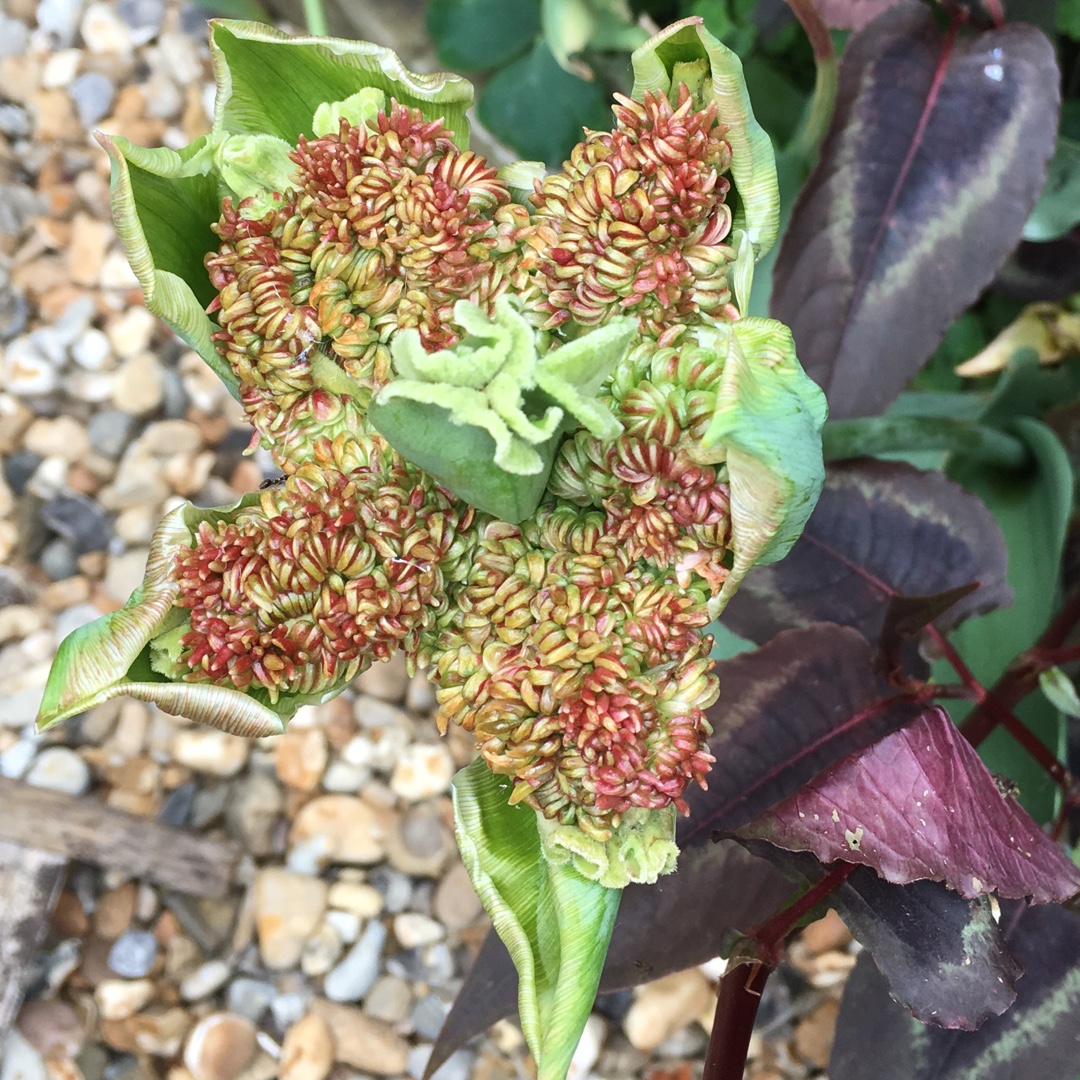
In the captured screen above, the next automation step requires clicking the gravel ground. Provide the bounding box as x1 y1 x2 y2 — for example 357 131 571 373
0 2 851 1077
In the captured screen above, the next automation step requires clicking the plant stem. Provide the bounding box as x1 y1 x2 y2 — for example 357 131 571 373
823 417 1031 469
302 0 328 36
784 0 838 162
703 962 771 1080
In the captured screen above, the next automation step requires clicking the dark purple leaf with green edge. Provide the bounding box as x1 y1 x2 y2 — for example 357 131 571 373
685 624 929 840
769 2 1060 419
738 707 1080 902
831 901 1080 1077
425 841 792 1078
745 846 1022 1028
994 228 1080 301
879 584 979 680
722 460 1012 648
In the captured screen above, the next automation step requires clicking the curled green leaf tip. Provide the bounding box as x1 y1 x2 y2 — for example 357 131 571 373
313 87 387 137
537 805 679 888
213 132 295 217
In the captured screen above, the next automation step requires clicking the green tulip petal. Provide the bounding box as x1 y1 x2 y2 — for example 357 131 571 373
97 133 239 398
629 17 780 258
209 20 475 148
701 318 827 612
453 760 620 1080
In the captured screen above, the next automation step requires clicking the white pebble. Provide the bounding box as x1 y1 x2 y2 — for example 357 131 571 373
24 746 90 795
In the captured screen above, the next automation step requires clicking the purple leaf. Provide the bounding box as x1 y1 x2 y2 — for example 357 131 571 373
739 708 1080 903
879 584 978 680
831 901 1080 1078
810 0 903 30
426 841 792 1077
749 846 1022 1028
686 623 928 841
722 460 1011 647
770 2 1060 418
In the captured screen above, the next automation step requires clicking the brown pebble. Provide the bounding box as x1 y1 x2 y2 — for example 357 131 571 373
51 890 90 938
793 997 840 1069
800 909 852 956
280 1013 335 1080
183 1012 257 1080
17 999 83 1061
309 999 408 1076
94 881 138 939
275 728 329 792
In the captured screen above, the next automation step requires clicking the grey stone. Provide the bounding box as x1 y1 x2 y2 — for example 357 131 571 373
0 288 30 342
368 866 413 914
107 930 158 978
37 0 85 45
54 602 102 641
116 0 164 40
323 919 386 1003
157 782 196 827
411 993 450 1040
190 782 229 828
385 943 454 988
364 975 413 1024
225 770 283 857
161 367 190 419
0 13 30 59
226 977 276 1022
0 104 29 139
0 187 43 242
41 493 112 554
4 450 41 495
407 1045 473 1080
69 72 116 127
87 410 136 459
39 537 79 582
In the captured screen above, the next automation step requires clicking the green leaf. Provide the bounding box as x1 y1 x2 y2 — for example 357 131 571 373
629 16 780 258
427 0 541 71
97 133 239 397
542 0 648 73
477 39 613 168
452 760 620 1080
700 318 828 611
946 416 1073 821
368 299 634 521
1023 135 1080 242
208 20 475 147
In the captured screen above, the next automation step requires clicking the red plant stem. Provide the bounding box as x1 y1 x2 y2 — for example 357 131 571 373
927 626 988 703
702 862 857 1080
1030 643 1080 666
702 962 772 1080
980 0 1006 28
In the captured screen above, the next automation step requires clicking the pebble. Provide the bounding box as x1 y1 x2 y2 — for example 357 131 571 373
279 1013 334 1080
327 881 383 920
180 959 232 1001
103 547 151 603
623 969 715 1052
87 410 135 460
253 868 328 970
354 654 409 702
24 416 90 461
390 743 455 802
16 999 83 1062
0 738 36 779
409 1046 473 1080
320 759 371 793
172 728 250 776
412 993 450 1040
300 921 343 978
0 1030 47 1080
387 805 456 877
365 975 413 1024
25 745 90 794
275 727 328 792
225 770 283 856
4 449 40 495
309 1000 409 1077
39 536 79 581
95 978 155 1021
385 943 454 988
183 1013 257 1080
227 979 276 1023
289 795 393 869
69 70 116 126
72 328 112 371
433 862 483 931
322 908 361 944
116 0 165 42
569 1015 607 1080
2 335 60 395
37 0 85 46
0 13 30 60
107 930 158 978
41 492 112 553
322 918 386 1002
94 882 137 938
393 913 444 949
367 867 411 914
111 351 164 415
80 1 134 53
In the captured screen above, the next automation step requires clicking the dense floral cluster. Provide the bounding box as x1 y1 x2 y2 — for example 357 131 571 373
177 90 743 834
428 506 717 838
529 84 736 343
173 462 477 702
